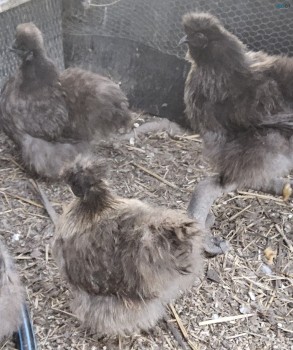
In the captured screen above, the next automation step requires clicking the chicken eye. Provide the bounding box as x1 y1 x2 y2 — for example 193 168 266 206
196 32 206 40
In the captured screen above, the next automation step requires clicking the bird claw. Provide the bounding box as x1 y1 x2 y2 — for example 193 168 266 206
203 234 230 258
203 213 229 257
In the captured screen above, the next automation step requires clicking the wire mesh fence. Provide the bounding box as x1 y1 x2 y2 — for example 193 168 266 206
0 0 64 88
63 0 293 59
1 0 292 119
62 0 293 121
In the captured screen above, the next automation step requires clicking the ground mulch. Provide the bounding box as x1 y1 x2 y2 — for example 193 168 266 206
0 119 292 350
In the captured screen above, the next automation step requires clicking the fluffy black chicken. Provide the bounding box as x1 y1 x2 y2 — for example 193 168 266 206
0 240 23 341
0 23 132 179
180 12 293 225
53 155 203 336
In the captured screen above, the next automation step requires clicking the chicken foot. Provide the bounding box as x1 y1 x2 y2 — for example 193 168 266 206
118 118 187 141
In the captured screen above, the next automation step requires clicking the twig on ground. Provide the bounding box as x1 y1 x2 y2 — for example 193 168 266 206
29 179 58 226
228 204 252 222
265 289 277 310
169 304 198 350
237 191 284 203
0 190 43 208
275 224 293 253
131 162 179 190
164 317 188 350
172 134 202 142
51 307 76 318
198 313 255 326
0 157 25 171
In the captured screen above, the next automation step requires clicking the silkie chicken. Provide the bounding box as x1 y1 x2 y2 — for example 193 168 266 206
180 12 293 226
53 155 203 336
0 23 132 180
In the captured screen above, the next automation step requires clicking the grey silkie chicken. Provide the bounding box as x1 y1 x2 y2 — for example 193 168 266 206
0 23 132 180
180 12 293 227
52 155 203 336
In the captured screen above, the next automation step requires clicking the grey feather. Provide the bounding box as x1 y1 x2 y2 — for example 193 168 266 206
182 12 293 188
53 155 203 336
0 23 133 180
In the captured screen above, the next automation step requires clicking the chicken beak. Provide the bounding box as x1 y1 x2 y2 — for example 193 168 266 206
9 40 17 52
9 46 17 53
178 35 189 46
9 45 23 55
9 45 33 61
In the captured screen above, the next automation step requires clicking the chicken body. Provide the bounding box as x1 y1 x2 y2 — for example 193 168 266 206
0 23 132 179
60 68 132 140
53 157 203 335
183 13 293 190
0 240 23 341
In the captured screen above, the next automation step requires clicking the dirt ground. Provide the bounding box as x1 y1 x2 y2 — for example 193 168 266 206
0 120 292 350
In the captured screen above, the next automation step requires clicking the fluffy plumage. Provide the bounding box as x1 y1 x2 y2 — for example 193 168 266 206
0 240 23 341
60 68 132 139
182 12 293 192
53 155 203 336
0 23 132 179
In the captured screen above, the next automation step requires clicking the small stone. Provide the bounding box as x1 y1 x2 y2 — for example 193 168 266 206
129 137 135 145
206 268 221 283
248 291 256 301
240 305 251 314
12 233 20 241
260 264 272 275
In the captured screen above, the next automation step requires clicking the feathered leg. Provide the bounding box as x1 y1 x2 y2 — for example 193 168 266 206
187 176 236 257
188 176 292 257
187 175 238 225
